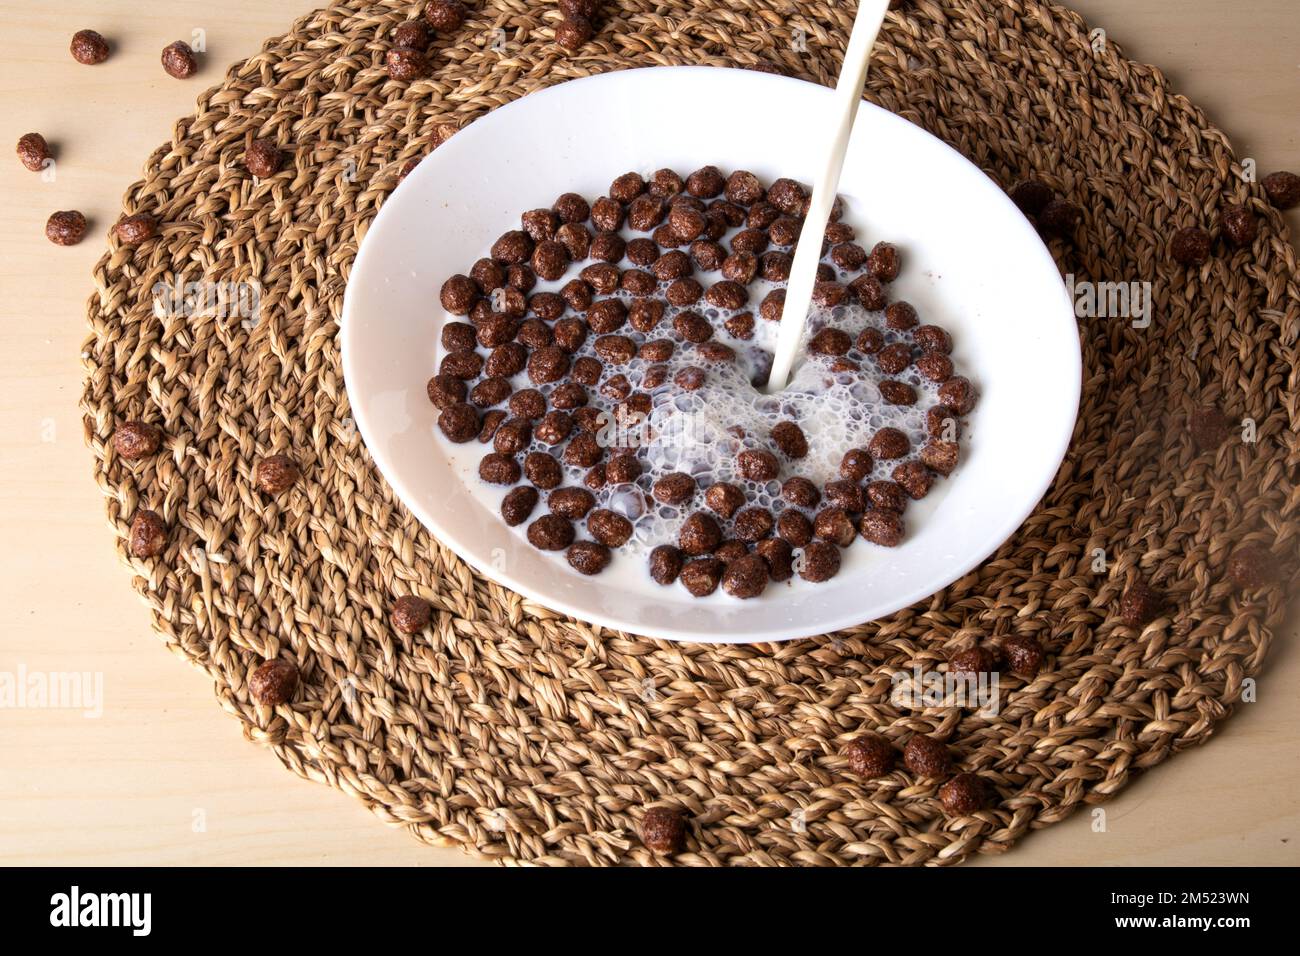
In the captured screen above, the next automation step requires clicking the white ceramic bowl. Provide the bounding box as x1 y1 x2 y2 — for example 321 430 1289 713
341 66 1079 643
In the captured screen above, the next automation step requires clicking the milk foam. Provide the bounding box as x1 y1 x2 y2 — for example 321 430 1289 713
513 286 939 556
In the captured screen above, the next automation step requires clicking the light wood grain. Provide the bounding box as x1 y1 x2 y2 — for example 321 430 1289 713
0 0 1296 867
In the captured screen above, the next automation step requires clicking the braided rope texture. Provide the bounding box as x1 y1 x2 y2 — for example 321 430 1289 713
81 0 1300 866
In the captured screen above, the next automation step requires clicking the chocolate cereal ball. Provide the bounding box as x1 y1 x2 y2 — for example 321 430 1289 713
492 229 534 265
704 280 747 311
129 510 168 558
1118 577 1163 627
16 132 50 172
892 461 933 500
736 449 779 481
939 773 988 816
725 170 764 205
754 537 794 581
885 301 918 331
673 310 711 342
652 472 696 505
521 207 559 242
441 322 476 352
669 204 707 242
649 168 684 198
587 509 633 547
733 507 774 542
704 482 745 519
255 454 300 494
722 553 769 598
679 558 724 596
777 511 813 547
1001 635 1044 677
865 481 907 513
71 29 111 65
903 734 950 778
483 341 525 376
386 44 430 80
937 376 977 415
913 324 953 354
479 452 520 485
524 451 564 489
855 327 885 354
561 431 602 469
549 487 596 520
424 0 468 31
767 177 806 215
797 541 841 582
1220 204 1258 248
567 540 611 575
555 16 595 52
1262 171 1300 210
824 479 866 514
686 165 726 198
527 346 570 384
440 274 478 314
478 411 505 443
728 314 759 343
811 281 848 309
640 806 686 854
846 734 896 778
1038 197 1083 237
915 352 954 383
115 214 159 244
781 476 820 509
1171 226 1212 266
859 509 905 547
867 427 909 460
679 512 722 556
1227 543 1273 589
249 658 298 706
831 242 867 270
427 374 466 409
471 257 506 291
556 225 591 261
1010 179 1054 215
920 441 960 476
438 402 479 442
439 348 486 379
949 646 997 677
761 251 793 282
839 448 873 481
867 241 900 282
113 421 162 460
46 210 87 246
809 328 852 356
648 545 685 585
814 507 856 547
527 514 574 551
627 195 664 231
606 452 642 484
487 412 529 451
391 594 433 633
501 486 539 526
770 421 808 459
715 540 748 564
927 408 960 443
393 20 429 48
593 230 627 263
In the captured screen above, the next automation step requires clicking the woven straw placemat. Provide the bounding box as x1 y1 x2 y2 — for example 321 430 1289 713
82 0 1299 866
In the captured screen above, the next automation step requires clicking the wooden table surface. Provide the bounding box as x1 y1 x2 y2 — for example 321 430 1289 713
1 0 1297 867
